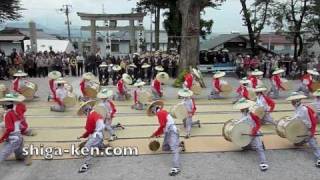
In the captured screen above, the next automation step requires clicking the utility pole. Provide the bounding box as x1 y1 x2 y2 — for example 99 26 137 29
59 5 72 42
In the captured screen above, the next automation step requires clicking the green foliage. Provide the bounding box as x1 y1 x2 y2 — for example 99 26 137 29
173 69 189 88
137 0 225 40
0 0 23 22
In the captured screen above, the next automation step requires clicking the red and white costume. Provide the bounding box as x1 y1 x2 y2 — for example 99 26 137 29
49 79 57 98
256 94 275 124
271 74 285 91
152 109 180 168
0 108 26 162
80 80 90 97
236 85 250 100
80 110 105 139
12 77 25 94
14 103 30 135
117 79 125 96
151 79 162 97
212 78 222 93
301 74 313 91
183 73 193 90
248 75 258 89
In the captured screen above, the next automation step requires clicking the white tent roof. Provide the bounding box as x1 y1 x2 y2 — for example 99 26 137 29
24 39 74 53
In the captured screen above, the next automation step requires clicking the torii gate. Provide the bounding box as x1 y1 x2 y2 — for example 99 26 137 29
77 12 146 55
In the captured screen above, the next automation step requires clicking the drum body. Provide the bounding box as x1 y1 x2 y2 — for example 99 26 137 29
220 80 232 97
222 119 253 147
0 84 7 98
276 117 309 144
20 81 37 99
281 78 291 91
63 92 77 107
84 83 100 98
138 90 152 104
247 88 256 100
311 82 320 92
191 81 202 95
249 105 265 119
171 103 188 120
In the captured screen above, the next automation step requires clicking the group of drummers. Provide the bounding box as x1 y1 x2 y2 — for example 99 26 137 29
97 51 178 86
1 65 320 176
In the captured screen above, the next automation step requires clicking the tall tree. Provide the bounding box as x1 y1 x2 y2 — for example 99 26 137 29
0 0 23 22
178 0 224 69
273 0 311 60
306 0 320 46
240 0 274 56
137 0 169 51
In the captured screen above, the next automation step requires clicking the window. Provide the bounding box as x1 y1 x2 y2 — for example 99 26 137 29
111 44 119 52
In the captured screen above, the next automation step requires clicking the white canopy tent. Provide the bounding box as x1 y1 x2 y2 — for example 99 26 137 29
24 39 74 53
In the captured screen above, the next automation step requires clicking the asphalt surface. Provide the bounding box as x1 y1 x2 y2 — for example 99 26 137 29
1 75 320 180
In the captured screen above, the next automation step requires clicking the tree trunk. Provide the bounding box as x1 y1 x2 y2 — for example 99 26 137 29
293 34 299 61
298 34 304 57
155 6 160 51
240 0 257 56
178 0 201 71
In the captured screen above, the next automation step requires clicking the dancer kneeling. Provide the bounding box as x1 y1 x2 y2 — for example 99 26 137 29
50 78 67 112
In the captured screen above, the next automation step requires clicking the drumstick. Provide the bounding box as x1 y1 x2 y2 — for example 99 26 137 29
241 133 263 137
297 134 320 138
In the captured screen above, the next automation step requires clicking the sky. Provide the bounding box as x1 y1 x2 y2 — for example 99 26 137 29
5 0 273 35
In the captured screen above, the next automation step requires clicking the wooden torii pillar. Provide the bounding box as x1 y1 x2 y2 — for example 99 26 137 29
77 12 146 55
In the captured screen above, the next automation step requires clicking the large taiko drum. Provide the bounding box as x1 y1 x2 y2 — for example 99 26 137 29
281 78 291 91
0 84 7 98
249 105 265 119
20 81 37 99
170 103 188 120
311 82 320 92
63 92 77 107
222 119 253 147
84 82 100 98
191 81 202 95
138 90 152 104
220 80 233 97
247 88 256 100
276 117 309 144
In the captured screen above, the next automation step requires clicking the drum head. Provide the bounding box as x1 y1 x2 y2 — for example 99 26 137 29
63 93 77 107
230 121 252 147
138 91 152 104
222 119 234 142
286 119 309 144
171 103 188 120
149 140 160 152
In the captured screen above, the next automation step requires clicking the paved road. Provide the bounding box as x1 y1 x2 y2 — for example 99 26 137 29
1 150 320 180
0 75 319 180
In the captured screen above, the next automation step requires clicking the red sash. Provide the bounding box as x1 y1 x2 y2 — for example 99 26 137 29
250 112 261 136
262 95 275 112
